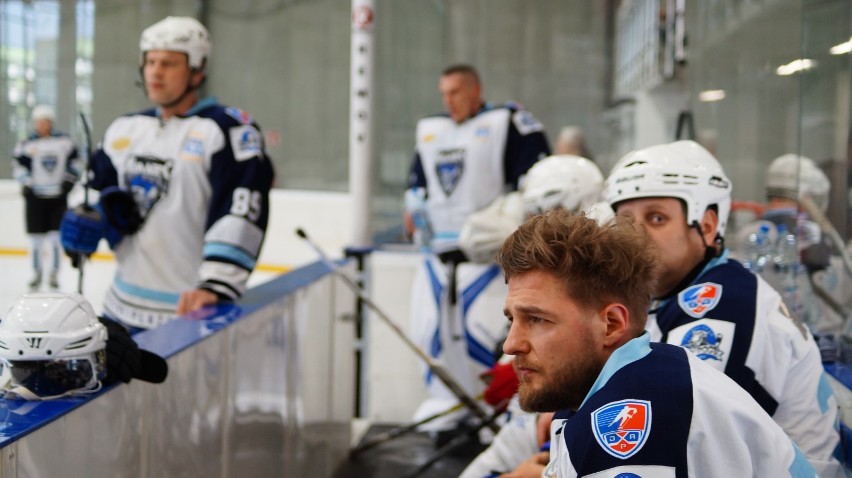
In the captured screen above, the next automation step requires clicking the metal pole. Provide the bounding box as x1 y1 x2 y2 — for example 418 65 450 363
349 0 375 248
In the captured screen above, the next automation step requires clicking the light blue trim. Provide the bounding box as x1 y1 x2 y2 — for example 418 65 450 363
788 441 819 477
580 333 652 409
184 96 218 117
433 231 459 240
203 243 256 270
656 249 731 309
114 275 180 305
817 372 834 414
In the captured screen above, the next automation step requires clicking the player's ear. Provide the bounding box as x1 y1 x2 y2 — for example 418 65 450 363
700 208 719 244
600 303 630 348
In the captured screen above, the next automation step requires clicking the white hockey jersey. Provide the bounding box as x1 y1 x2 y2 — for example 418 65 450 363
547 334 818 478
649 250 842 477
13 132 80 197
88 98 274 328
408 103 549 253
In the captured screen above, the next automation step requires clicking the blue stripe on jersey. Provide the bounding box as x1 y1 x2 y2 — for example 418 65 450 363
817 372 833 414
789 443 818 478
461 265 502 367
203 243 257 270
424 259 444 384
580 333 653 408
114 274 180 305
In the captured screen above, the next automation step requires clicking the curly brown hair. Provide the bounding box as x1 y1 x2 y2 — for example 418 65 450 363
497 209 658 331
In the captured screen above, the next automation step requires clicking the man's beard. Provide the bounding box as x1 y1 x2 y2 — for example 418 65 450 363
516 350 603 413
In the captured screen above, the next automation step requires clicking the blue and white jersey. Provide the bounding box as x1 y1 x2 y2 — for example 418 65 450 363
547 334 817 478
87 97 274 328
650 250 842 477
407 103 549 253
13 131 80 197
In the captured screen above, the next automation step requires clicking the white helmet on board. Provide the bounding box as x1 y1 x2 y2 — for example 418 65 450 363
522 155 604 216
604 140 732 236
140 16 211 69
31 105 55 123
766 154 830 212
459 192 525 264
0 292 107 399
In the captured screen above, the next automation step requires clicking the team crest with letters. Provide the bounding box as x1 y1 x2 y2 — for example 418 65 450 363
435 148 465 197
678 282 722 318
124 155 173 218
591 399 651 459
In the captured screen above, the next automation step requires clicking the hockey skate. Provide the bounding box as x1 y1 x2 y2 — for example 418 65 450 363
28 272 41 291
48 272 59 290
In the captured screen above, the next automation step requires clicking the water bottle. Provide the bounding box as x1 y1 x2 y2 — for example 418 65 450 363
772 224 798 272
742 223 773 273
404 187 433 248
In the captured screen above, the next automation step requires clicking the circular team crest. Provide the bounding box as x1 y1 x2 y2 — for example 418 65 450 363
591 399 652 459
680 324 724 361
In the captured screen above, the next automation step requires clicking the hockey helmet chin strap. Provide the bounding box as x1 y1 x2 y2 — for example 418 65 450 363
688 220 724 261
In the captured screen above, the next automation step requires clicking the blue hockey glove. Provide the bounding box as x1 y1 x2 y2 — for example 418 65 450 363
60 205 104 256
99 186 143 235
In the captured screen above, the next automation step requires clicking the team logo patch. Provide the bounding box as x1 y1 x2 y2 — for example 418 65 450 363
591 399 651 459
678 282 722 318
435 148 465 197
124 155 173 218
422 133 436 143
179 136 205 162
474 126 490 137
225 107 253 125
229 125 263 161
40 154 58 173
680 324 724 361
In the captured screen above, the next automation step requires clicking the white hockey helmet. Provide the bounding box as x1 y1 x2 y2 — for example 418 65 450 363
0 292 107 399
31 105 55 123
604 140 732 236
766 154 830 212
459 192 525 263
522 155 604 216
140 16 211 70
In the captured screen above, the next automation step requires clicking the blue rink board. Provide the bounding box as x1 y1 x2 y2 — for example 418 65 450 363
0 259 334 447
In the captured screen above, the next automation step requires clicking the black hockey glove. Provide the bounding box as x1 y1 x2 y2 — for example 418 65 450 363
99 187 143 235
61 180 75 196
98 317 168 385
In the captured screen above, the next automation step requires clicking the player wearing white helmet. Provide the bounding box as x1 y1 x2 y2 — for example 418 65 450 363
60 17 274 331
13 105 81 290
605 140 843 476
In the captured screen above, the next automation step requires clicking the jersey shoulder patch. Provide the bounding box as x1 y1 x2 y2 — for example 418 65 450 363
229 125 264 161
511 108 544 135
677 282 723 318
224 106 254 125
591 399 652 459
666 318 735 371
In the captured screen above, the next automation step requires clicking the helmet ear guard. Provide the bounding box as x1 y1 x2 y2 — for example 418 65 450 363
604 140 732 238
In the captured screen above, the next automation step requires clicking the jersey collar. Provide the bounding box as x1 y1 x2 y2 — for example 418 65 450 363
579 332 652 409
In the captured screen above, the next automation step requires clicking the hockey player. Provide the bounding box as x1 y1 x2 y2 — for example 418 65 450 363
13 105 81 290
737 154 850 340
404 64 549 431
604 140 842 476
499 209 817 477
459 154 608 478
60 16 274 332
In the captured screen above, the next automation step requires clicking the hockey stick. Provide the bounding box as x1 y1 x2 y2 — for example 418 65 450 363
75 112 95 294
350 393 484 456
295 228 499 433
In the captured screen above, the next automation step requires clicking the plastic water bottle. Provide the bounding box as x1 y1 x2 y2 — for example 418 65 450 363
404 187 433 248
773 224 798 272
742 223 773 273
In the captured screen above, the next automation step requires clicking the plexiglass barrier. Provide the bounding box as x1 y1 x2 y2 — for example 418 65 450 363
0 260 355 477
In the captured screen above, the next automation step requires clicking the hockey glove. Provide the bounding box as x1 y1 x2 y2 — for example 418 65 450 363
99 186 143 235
98 317 168 385
60 205 104 256
61 180 75 196
22 185 34 199
481 361 519 408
